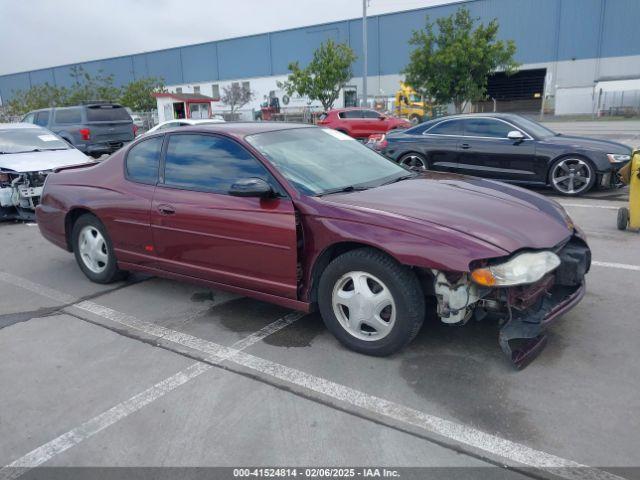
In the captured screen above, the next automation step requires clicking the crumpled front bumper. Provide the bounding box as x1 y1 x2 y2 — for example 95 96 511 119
495 236 591 369
499 281 586 369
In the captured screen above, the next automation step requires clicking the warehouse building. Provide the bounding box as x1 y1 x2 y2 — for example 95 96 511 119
1 0 639 116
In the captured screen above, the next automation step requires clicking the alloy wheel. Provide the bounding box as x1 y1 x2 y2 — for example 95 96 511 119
400 154 427 170
78 225 109 274
551 158 592 195
331 271 396 341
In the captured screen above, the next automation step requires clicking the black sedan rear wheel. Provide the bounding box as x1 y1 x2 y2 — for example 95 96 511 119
549 157 596 196
398 152 427 171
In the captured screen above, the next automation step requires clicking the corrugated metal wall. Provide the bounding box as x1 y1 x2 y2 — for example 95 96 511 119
1 0 639 101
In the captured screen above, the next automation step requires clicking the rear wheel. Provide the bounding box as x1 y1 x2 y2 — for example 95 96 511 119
72 214 124 283
549 157 595 196
409 114 422 125
318 248 425 356
398 152 427 171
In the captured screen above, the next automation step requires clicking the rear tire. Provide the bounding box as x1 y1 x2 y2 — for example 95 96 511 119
617 207 629 231
318 248 425 356
71 214 124 284
398 152 428 171
409 114 422 125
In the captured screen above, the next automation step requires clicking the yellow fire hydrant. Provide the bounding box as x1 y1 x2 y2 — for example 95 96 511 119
617 148 640 231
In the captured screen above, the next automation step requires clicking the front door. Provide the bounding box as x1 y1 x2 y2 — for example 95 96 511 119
361 109 388 136
150 133 298 299
457 118 537 182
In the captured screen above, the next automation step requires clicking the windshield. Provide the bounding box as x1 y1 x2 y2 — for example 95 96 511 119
0 128 70 154
246 128 410 195
514 116 557 138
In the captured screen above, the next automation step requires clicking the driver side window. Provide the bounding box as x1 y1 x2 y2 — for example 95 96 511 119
464 118 514 138
162 134 278 195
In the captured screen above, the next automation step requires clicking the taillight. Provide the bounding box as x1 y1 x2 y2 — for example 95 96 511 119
367 134 388 150
79 128 91 141
133 125 138 136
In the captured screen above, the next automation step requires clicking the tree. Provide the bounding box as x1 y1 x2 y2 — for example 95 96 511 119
7 83 69 115
66 66 120 104
278 39 356 111
221 83 254 114
119 77 166 111
403 7 519 113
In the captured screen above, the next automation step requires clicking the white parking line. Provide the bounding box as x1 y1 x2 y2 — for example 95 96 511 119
0 271 303 480
0 272 624 480
592 260 640 272
559 203 620 210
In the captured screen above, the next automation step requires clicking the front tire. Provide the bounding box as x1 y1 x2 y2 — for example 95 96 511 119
549 157 596 196
72 214 124 284
318 248 425 356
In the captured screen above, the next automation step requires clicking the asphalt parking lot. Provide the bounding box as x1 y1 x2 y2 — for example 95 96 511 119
1 123 639 480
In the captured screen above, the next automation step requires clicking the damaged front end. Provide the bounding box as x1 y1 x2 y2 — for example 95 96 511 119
0 170 49 221
430 236 590 369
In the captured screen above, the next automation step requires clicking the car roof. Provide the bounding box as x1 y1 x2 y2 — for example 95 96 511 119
430 113 525 122
0 122 46 131
160 121 315 137
329 107 376 113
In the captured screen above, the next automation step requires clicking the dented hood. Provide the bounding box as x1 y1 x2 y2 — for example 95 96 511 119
0 148 91 173
321 173 573 253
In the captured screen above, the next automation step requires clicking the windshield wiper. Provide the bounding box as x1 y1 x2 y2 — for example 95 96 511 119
13 148 69 154
316 185 371 196
380 174 416 186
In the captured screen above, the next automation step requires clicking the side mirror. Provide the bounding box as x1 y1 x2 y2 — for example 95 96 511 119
229 178 274 198
507 130 525 141
378 115 386 120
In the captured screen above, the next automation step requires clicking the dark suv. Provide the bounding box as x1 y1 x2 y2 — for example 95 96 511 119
21 103 135 158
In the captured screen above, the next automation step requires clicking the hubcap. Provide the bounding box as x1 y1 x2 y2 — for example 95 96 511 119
78 226 109 274
331 271 396 341
552 158 591 194
400 155 426 170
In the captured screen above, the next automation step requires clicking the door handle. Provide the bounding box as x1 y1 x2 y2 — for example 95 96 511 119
157 204 175 215
460 143 471 149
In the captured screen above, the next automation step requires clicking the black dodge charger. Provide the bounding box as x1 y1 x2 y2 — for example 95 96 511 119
379 113 631 196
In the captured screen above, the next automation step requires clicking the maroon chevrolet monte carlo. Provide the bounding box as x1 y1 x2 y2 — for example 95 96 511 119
36 123 590 368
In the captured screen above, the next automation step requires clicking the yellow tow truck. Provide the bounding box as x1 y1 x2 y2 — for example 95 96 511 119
394 83 447 125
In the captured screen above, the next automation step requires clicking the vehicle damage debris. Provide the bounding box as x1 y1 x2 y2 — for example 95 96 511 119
432 237 591 369
0 170 48 220
0 123 91 221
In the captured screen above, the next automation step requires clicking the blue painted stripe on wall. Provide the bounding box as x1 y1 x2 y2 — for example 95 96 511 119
2 0 640 102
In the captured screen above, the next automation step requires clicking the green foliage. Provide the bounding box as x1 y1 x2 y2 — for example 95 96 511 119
6 83 70 115
66 66 120 104
278 39 356 111
403 7 519 113
6 66 165 115
119 77 166 111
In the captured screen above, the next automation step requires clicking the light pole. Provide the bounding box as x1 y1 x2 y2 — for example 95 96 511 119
362 0 368 107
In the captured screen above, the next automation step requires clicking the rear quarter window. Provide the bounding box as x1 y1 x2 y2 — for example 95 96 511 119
86 105 131 122
54 108 82 124
125 136 163 185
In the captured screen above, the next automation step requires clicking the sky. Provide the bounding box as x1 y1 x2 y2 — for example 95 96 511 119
0 0 454 76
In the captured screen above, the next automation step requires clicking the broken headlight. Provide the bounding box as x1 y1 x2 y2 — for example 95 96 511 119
471 251 561 287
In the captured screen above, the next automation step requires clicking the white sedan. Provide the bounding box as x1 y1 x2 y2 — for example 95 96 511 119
145 117 225 135
0 123 92 220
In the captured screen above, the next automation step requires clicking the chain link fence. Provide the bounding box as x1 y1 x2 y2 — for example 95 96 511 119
596 89 640 118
